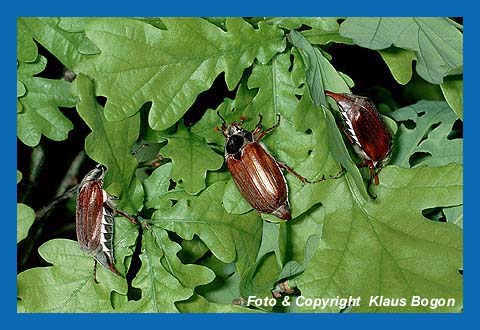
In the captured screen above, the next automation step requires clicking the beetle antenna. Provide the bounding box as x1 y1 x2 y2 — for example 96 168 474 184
216 111 226 125
216 111 227 128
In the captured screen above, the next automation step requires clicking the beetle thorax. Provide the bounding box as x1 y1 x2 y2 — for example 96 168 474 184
82 164 106 183
224 124 253 156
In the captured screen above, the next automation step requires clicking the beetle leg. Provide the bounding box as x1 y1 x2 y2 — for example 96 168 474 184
365 163 378 199
255 114 281 141
93 259 99 284
356 160 368 168
104 191 118 210
252 114 264 137
370 165 380 186
367 179 377 199
276 161 322 184
115 209 138 225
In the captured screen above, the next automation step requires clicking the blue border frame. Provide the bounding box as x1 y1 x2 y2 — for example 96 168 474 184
9 1 474 328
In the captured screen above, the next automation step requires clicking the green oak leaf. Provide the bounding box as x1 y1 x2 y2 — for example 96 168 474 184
17 17 99 69
73 73 141 208
161 124 224 195
444 205 463 229
17 230 137 312
266 17 340 32
281 18 355 45
17 18 38 62
178 236 210 264
196 261 241 305
379 47 415 85
288 31 370 200
76 17 286 130
143 162 174 209
120 228 214 312
440 75 463 120
339 18 462 84
17 80 26 98
288 30 328 107
239 222 288 300
284 205 324 267
222 179 252 215
239 252 280 306
190 78 257 148
17 55 76 147
294 163 462 312
246 53 314 169
389 101 462 168
151 181 262 278
257 221 287 268
278 233 321 281
17 203 35 243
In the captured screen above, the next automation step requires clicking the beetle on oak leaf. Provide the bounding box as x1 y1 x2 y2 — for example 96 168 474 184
76 164 138 283
218 112 322 221
325 91 393 187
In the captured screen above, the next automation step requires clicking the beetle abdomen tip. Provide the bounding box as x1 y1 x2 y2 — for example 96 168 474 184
272 203 291 221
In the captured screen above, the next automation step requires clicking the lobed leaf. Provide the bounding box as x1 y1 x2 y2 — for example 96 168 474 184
17 17 99 69
239 252 280 305
17 56 76 147
17 18 38 62
151 181 262 278
161 125 224 195
339 17 463 84
295 164 462 312
17 229 137 312
120 228 214 312
73 73 141 208
389 101 462 168
440 76 463 120
288 31 370 200
379 47 415 85
444 205 463 229
76 17 286 130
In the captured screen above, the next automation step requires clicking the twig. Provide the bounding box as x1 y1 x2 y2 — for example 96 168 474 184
54 150 85 198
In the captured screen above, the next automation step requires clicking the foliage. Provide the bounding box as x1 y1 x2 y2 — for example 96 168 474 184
17 17 463 313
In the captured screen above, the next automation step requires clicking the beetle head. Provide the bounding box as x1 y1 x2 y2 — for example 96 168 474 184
82 164 107 182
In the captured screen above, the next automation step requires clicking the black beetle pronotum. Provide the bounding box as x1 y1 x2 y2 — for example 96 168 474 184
218 112 322 221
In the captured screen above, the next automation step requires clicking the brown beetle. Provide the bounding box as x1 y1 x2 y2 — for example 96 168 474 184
219 113 319 221
76 164 137 282
325 91 393 186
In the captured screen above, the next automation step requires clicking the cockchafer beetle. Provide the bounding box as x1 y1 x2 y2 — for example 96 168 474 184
218 112 322 221
76 164 137 282
325 91 393 186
